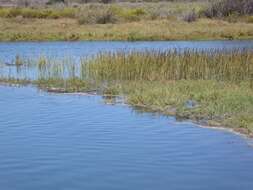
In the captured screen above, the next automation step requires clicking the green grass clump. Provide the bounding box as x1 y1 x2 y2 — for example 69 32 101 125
84 50 253 82
82 49 253 135
247 16 253 23
0 77 31 85
0 7 76 19
98 80 253 134
110 6 146 22
36 77 90 93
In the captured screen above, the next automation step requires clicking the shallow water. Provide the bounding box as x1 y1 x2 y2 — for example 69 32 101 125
0 40 253 63
0 86 253 190
1 41 253 190
1 40 253 80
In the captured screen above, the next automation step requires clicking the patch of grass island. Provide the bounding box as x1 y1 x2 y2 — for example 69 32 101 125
0 48 253 136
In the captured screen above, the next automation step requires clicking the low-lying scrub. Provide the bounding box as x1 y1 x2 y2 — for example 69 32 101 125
203 0 253 18
77 5 147 25
78 8 118 24
0 1 252 41
0 1 203 23
183 9 198 22
0 7 76 19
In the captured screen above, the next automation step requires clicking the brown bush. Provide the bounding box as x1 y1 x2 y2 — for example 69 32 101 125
78 9 118 25
203 0 253 18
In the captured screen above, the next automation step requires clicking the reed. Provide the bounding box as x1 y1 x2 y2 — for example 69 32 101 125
1 49 252 87
81 49 253 135
83 49 253 83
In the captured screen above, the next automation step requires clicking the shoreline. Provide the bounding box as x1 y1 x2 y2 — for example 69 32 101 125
0 36 252 42
1 38 253 42
0 49 252 140
52 91 253 139
1 82 252 139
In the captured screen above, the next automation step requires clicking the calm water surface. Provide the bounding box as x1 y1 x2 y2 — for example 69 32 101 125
0 40 253 62
0 86 253 190
0 41 253 190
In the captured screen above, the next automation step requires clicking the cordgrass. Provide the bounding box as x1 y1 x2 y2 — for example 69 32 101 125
104 81 253 135
0 49 253 136
82 50 253 135
84 50 253 82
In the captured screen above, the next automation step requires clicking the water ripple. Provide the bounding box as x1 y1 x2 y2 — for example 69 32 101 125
0 85 253 190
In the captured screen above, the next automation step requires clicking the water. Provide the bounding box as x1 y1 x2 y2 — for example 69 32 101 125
1 41 253 190
1 40 253 80
0 86 253 190
0 40 253 63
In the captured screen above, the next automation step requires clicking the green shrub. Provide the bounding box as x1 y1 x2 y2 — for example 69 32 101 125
0 8 11 17
120 8 146 22
0 7 76 19
6 8 22 18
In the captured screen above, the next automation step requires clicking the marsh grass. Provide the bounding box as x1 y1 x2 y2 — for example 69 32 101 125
84 49 253 83
82 49 253 134
1 49 253 134
118 80 253 134
2 49 253 87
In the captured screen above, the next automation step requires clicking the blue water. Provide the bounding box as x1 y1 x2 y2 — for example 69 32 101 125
1 41 253 190
0 40 253 63
0 86 253 190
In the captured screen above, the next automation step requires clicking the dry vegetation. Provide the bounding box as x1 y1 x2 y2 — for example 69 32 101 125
0 17 253 41
0 0 252 41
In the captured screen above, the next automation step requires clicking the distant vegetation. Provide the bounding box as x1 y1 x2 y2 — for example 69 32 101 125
0 0 252 41
0 2 202 22
0 7 76 18
203 0 253 18
0 0 252 23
